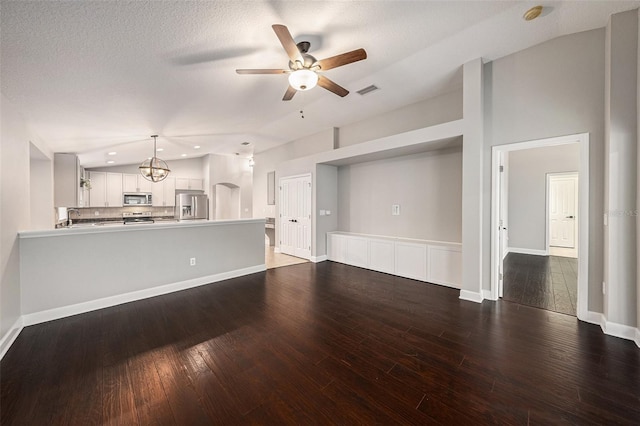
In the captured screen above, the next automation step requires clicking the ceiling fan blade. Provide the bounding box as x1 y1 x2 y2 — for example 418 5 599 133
272 24 303 63
317 75 349 97
317 48 367 71
236 69 288 74
282 86 297 101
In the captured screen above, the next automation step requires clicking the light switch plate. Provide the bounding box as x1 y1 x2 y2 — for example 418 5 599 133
319 210 326 216
392 204 400 216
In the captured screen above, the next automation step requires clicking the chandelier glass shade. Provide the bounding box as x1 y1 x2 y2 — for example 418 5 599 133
288 69 318 91
139 135 170 182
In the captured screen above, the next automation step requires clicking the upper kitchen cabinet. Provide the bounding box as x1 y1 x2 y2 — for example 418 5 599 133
175 178 203 191
54 153 80 207
123 173 152 193
151 176 176 207
88 172 123 207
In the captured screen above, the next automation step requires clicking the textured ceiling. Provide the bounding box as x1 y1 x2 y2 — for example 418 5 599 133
2 1 639 167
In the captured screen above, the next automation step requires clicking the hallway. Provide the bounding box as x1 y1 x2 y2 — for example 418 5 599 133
503 253 577 316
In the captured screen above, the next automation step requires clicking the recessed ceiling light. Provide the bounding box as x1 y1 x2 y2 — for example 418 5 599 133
108 151 117 156
156 148 164 152
181 154 187 157
523 5 543 21
106 160 115 164
194 145 201 149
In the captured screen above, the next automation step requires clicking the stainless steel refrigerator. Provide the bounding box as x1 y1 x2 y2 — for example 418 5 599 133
176 193 209 221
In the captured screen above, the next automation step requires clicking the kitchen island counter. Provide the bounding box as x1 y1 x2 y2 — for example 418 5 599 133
19 218 266 325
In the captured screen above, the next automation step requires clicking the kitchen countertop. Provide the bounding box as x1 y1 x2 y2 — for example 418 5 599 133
20 218 265 239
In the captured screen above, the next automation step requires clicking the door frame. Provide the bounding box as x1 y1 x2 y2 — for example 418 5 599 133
546 172 579 256
490 133 589 321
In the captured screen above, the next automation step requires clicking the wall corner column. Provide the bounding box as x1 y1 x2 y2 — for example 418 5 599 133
461 58 485 303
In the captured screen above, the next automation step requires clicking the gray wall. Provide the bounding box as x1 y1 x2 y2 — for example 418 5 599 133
1 94 54 351
337 147 462 243
338 90 463 148
20 220 265 316
484 28 606 311
507 144 580 251
315 164 339 257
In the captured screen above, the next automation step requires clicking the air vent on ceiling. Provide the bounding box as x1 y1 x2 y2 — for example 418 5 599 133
356 85 380 96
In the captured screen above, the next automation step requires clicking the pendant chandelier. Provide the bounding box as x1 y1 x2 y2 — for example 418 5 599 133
139 135 170 182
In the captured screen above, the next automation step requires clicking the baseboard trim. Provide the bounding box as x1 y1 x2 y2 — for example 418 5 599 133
482 289 496 301
459 290 484 303
22 264 266 327
310 255 327 263
274 247 282 254
507 247 547 256
0 317 24 361
583 310 639 345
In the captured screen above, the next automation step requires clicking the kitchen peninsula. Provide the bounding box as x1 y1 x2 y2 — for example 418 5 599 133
19 219 265 326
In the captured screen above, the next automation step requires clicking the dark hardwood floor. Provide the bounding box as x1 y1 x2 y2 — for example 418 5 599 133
503 253 578 316
2 261 639 425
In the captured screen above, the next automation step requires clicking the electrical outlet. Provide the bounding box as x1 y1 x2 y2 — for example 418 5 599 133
190 257 196 266
94 211 99 216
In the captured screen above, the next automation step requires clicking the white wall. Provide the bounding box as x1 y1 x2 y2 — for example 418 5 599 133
206 154 253 219
484 28 606 311
29 143 54 230
1 95 31 351
337 147 462 243
507 144 580 251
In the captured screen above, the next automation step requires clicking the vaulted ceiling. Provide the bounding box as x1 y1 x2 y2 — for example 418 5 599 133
2 1 638 167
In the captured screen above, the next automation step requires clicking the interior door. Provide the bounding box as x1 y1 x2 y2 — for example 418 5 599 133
279 175 312 259
549 174 578 248
498 152 507 298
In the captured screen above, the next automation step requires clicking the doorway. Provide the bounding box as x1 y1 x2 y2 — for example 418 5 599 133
547 172 578 258
279 174 312 259
491 133 589 320
212 183 240 220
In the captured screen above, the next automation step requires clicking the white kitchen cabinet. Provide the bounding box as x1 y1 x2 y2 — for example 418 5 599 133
175 177 203 190
88 172 123 207
123 173 152 193
152 177 176 207
327 232 461 289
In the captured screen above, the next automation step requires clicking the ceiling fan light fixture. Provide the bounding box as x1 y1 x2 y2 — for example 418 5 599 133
139 135 171 182
288 69 318 91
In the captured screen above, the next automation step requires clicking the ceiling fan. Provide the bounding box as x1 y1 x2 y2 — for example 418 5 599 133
236 24 367 101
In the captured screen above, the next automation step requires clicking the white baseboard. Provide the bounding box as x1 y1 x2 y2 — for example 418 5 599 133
459 290 484 303
274 247 281 254
508 247 547 256
310 255 327 263
583 310 639 345
0 317 24 361
22 264 266 327
482 289 497 301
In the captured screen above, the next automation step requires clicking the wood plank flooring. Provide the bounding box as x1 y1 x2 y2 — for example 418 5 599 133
2 261 639 425
503 253 578 316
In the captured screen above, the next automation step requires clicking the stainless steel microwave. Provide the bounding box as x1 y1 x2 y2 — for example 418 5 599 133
123 192 152 206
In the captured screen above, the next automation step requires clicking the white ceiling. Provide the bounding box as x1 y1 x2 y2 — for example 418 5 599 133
2 1 639 168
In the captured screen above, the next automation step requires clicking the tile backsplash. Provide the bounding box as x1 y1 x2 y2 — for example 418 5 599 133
70 206 175 220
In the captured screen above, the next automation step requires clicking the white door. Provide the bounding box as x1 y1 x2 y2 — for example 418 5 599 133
548 173 578 251
279 175 312 259
497 153 507 298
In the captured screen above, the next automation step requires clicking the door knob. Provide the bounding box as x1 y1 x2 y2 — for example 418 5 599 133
566 216 574 219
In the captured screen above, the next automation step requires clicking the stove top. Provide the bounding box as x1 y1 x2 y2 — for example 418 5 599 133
122 211 154 224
